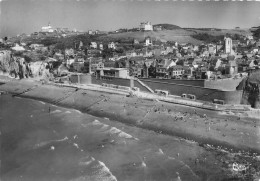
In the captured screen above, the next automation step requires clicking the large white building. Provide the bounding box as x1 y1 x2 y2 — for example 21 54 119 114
224 37 234 55
41 23 54 33
140 22 153 31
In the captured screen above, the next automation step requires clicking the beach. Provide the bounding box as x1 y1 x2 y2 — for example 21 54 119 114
1 77 260 180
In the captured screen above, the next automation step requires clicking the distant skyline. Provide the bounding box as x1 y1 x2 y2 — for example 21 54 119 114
1 0 260 37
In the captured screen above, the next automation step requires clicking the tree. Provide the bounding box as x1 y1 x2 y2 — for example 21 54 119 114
24 55 32 63
148 65 156 78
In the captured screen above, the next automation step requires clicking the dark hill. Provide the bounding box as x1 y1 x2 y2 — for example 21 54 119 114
153 24 181 30
251 26 260 39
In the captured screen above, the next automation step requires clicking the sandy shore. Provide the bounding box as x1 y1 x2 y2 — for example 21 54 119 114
0 77 260 155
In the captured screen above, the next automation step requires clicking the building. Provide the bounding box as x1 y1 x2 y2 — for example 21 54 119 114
72 62 84 72
99 43 103 50
140 22 153 31
225 60 238 75
153 25 162 31
90 42 97 49
29 44 44 50
246 35 254 40
11 44 25 51
145 37 152 46
88 30 94 35
256 40 260 47
224 37 234 55
133 39 139 44
41 23 54 33
168 65 184 79
96 68 129 78
108 42 116 49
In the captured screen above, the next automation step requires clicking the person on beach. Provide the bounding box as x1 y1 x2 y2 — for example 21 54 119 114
22 62 27 78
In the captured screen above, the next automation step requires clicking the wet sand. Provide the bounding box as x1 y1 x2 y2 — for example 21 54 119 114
1 78 260 180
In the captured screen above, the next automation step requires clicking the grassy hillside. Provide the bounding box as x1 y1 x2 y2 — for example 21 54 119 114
104 28 251 45
186 28 251 36
104 30 203 45
153 24 181 30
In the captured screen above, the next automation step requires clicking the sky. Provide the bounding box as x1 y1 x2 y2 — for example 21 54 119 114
0 0 260 37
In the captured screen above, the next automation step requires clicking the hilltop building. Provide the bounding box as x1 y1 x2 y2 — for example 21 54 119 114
41 23 54 33
153 25 162 31
140 22 153 31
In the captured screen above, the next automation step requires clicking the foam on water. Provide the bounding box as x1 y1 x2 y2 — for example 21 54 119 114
51 110 62 114
100 124 109 131
141 161 146 168
95 161 118 181
158 148 164 155
38 101 46 105
118 132 133 139
106 127 139 140
65 111 71 114
74 109 82 114
73 143 79 149
33 136 69 149
167 156 199 179
92 120 103 126
73 159 117 181
108 127 121 134
79 157 95 166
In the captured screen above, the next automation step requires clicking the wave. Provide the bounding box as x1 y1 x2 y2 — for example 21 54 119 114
158 148 164 155
106 127 139 140
100 124 109 131
65 111 71 114
74 109 82 114
38 101 46 105
118 132 133 139
95 161 118 181
92 119 104 126
79 156 95 166
107 127 121 134
33 136 69 149
51 110 62 114
73 159 117 181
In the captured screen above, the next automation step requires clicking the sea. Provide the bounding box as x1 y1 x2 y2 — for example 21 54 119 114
0 94 230 181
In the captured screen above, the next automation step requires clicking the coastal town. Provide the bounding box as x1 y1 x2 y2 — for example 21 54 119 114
1 21 260 108
1 3 260 180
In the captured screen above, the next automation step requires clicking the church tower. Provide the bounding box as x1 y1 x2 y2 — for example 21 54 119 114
224 37 233 54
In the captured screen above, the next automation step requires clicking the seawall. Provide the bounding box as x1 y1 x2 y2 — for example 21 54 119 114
92 76 243 105
139 78 243 104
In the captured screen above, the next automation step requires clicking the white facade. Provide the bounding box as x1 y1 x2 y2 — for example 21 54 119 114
41 23 54 33
145 37 152 46
99 44 103 50
90 42 97 49
108 42 116 49
246 35 254 40
224 37 233 54
140 22 153 31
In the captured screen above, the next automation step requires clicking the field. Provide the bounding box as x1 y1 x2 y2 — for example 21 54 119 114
186 28 252 36
104 28 252 45
104 30 202 45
